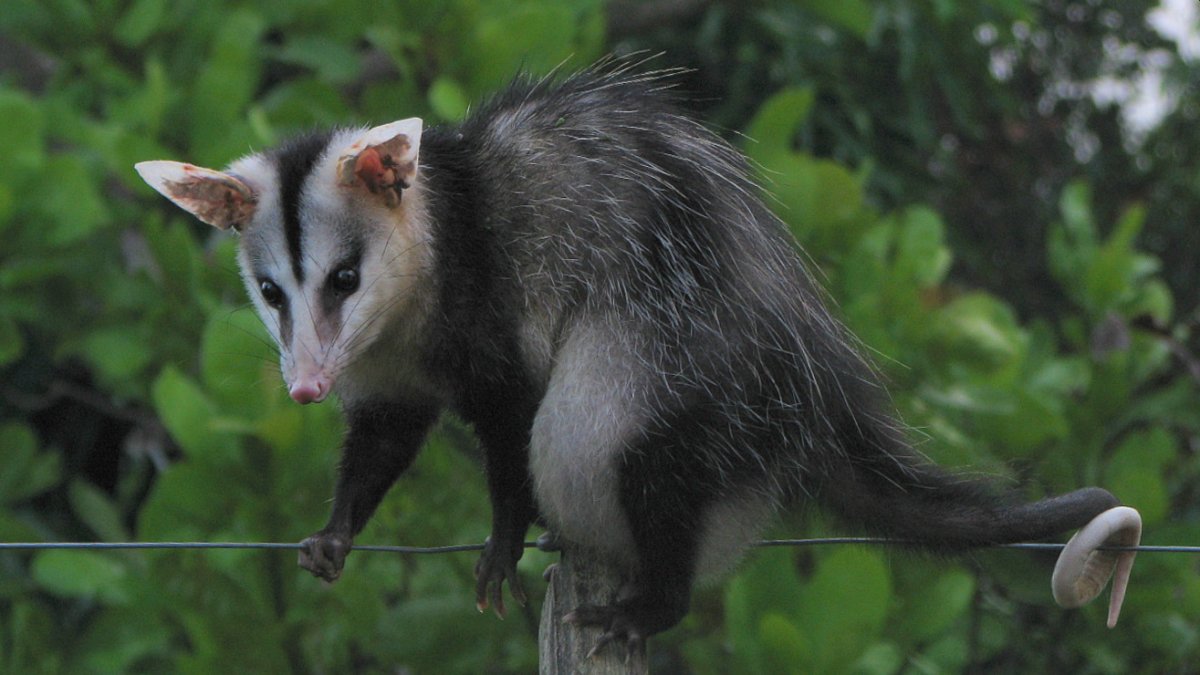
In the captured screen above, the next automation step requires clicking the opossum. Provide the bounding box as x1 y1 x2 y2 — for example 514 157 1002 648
136 62 1140 654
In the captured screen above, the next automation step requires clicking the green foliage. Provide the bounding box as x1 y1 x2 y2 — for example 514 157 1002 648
1 0 1197 672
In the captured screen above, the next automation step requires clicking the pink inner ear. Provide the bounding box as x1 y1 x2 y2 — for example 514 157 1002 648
353 147 394 193
167 175 256 230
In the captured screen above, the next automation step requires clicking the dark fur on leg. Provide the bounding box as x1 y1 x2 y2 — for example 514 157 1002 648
299 401 439 580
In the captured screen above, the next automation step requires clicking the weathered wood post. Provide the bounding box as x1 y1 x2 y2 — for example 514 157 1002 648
539 547 648 674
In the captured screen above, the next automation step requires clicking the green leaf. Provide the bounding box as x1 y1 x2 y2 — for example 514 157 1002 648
744 87 815 162
725 552 805 673
1084 204 1145 313
851 642 904 675
81 326 154 383
137 463 231 539
798 548 891 671
428 77 470 121
1105 428 1175 525
931 293 1025 368
34 155 111 246
274 36 363 84
69 480 130 542
114 0 166 47
801 0 873 37
0 422 61 504
190 9 265 164
1059 180 1096 247
31 550 131 604
76 608 173 674
894 569 975 642
0 313 23 366
759 612 811 672
151 366 240 465
893 206 951 287
0 87 45 184
468 4 578 94
764 154 865 250
262 78 354 129
201 307 278 416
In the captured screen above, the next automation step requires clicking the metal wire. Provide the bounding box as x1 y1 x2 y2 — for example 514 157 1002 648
0 538 1193 553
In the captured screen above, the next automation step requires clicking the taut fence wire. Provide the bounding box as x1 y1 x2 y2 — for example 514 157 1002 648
0 538 1193 554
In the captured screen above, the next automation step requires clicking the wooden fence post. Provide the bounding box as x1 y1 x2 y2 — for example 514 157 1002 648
538 547 648 674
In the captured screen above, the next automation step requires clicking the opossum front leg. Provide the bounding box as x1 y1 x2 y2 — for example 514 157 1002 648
299 401 440 581
472 411 540 618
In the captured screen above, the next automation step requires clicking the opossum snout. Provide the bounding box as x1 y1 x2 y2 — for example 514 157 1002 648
289 375 332 404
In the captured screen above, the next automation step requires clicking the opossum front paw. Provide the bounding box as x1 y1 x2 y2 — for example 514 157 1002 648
474 535 527 618
562 604 646 662
299 529 352 582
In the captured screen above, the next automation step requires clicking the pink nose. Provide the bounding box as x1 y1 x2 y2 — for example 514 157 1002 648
289 380 327 404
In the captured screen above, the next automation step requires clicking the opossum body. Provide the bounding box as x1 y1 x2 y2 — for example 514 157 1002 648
137 64 1128 649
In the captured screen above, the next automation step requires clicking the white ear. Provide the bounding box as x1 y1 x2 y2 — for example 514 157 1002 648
134 161 257 231
335 118 423 208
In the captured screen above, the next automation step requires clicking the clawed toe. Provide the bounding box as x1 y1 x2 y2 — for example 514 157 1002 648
474 535 527 619
564 603 646 661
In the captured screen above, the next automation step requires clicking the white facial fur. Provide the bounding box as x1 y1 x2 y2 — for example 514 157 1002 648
231 127 433 405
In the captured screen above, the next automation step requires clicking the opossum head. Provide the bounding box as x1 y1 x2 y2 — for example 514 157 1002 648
136 119 429 404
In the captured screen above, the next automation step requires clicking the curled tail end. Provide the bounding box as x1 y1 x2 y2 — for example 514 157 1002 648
818 447 1141 625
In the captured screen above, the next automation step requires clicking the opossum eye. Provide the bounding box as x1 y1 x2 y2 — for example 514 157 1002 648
259 279 284 309
330 267 360 295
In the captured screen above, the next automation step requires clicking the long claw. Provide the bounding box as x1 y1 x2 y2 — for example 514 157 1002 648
509 569 528 606
1051 506 1142 627
586 633 614 660
491 579 506 619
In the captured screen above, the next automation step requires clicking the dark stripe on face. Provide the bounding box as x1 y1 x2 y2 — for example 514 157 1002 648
277 301 294 353
319 239 365 322
274 131 334 284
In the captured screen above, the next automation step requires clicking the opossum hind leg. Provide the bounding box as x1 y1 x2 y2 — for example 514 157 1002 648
565 410 725 658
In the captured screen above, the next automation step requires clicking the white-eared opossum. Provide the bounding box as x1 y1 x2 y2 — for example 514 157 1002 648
136 62 1139 654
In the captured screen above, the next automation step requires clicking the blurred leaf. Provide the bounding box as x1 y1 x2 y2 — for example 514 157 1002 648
190 9 265 164
32 550 131 604
725 551 805 673
428 77 470 121
0 422 61 504
69 480 130 542
137 463 231 539
274 36 362 84
114 0 166 47
151 366 240 465
262 77 354 129
33 155 111 246
0 87 45 183
801 0 873 37
0 314 23 366
75 607 172 674
81 326 154 383
765 154 865 251
1084 204 1145 313
1129 279 1173 325
1105 428 1175 525
798 547 891 671
893 206 951 287
759 612 811 672
1059 180 1096 248
930 293 1025 368
894 569 975 643
468 3 578 94
851 642 904 675
201 307 277 416
743 86 815 164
